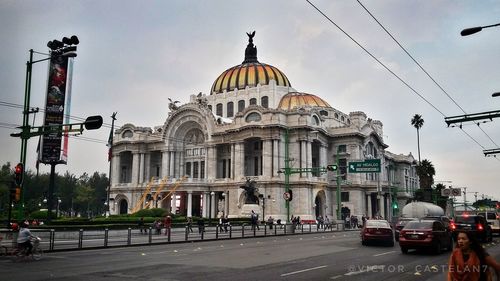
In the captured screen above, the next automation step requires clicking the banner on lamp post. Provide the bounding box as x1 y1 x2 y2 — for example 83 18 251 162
39 54 72 164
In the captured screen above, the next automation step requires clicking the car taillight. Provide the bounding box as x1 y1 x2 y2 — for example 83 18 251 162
477 224 484 231
426 231 433 238
451 223 456 230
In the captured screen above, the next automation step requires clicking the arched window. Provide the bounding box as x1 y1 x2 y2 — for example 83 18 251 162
216 103 223 116
312 115 320 126
249 98 257 105
334 113 339 119
227 102 234 117
261 96 269 108
238 100 245 112
122 130 133 138
320 110 328 116
245 112 261 122
341 116 345 122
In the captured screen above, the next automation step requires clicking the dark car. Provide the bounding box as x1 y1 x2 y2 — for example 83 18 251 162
361 220 394 247
394 218 417 241
399 220 453 254
423 215 453 231
453 215 492 243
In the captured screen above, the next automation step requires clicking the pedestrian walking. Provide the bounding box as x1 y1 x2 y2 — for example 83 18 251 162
164 215 172 236
223 215 229 232
448 231 500 281
251 210 259 231
197 217 205 234
186 217 193 233
138 217 145 234
267 216 274 230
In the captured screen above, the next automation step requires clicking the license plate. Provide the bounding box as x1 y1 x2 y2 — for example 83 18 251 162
410 234 419 239
375 231 381 234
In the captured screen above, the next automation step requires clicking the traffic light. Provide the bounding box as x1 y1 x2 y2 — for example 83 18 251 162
84 115 103 130
392 201 398 209
9 182 21 202
326 164 338 171
14 163 24 186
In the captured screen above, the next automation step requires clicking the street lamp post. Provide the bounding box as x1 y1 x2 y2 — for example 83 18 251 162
461 22 500 36
208 191 215 226
12 36 79 222
56 198 61 218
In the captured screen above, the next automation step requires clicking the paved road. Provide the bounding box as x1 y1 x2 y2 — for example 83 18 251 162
2 231 500 281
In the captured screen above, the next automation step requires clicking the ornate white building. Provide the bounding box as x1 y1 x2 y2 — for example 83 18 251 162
109 33 419 222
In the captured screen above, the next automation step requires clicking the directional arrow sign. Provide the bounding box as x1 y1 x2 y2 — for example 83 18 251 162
348 159 381 173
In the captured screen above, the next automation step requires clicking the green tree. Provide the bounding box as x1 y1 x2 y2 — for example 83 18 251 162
411 114 424 163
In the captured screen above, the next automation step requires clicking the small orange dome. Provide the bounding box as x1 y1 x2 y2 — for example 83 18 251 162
278 92 331 110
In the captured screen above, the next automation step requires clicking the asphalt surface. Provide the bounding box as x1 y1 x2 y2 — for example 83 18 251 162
2 230 500 281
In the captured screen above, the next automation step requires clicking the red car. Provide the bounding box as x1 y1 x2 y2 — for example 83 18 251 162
361 220 394 247
399 219 453 254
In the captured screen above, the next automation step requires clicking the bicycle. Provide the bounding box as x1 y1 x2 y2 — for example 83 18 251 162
11 237 43 262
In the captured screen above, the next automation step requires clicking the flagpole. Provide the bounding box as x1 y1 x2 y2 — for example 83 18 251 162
106 112 117 217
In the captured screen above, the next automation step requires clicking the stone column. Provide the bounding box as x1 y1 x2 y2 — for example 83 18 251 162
262 139 272 178
207 146 217 180
187 191 193 217
306 140 312 179
203 192 209 218
112 154 120 184
144 153 151 182
224 191 229 216
272 139 279 177
171 192 177 214
162 150 170 178
132 152 140 185
231 143 236 179
234 142 244 180
300 141 307 177
139 153 145 184
320 145 327 170
179 151 184 177
169 151 175 178
367 194 372 218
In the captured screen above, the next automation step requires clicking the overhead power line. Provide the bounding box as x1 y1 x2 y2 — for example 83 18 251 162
305 0 496 159
355 0 499 150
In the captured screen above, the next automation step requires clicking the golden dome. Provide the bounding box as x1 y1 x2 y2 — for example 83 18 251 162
278 92 331 110
211 32 291 95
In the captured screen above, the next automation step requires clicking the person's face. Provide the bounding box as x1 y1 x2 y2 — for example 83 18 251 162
457 233 470 250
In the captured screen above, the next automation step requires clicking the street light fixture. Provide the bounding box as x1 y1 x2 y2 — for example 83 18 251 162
461 22 500 36
493 92 500 98
208 191 215 226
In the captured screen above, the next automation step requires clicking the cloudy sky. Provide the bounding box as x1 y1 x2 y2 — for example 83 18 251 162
1 1 499 202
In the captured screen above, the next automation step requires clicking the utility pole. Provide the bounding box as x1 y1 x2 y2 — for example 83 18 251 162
463 187 467 211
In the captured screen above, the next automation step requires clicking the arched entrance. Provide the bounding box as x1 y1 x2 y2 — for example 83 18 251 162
119 200 128 214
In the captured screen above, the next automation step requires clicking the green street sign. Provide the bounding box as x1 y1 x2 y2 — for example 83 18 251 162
348 159 381 173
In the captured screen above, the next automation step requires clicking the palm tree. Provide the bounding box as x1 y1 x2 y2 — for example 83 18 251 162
416 159 435 190
411 114 424 162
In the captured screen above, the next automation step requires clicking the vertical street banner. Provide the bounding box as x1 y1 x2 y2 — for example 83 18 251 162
61 58 74 163
39 54 71 164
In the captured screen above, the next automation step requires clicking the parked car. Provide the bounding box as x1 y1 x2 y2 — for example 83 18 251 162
477 211 500 235
452 215 493 243
361 219 394 246
399 219 453 254
394 218 417 241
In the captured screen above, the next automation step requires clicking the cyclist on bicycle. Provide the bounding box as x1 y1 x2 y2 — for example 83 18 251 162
17 222 34 255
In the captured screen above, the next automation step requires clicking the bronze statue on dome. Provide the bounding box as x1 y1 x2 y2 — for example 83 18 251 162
243 31 258 63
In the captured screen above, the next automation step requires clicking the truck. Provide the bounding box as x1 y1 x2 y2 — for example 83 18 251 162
401 202 444 218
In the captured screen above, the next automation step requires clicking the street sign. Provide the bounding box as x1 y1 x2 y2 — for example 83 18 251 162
441 188 451 197
348 159 381 173
451 188 461 196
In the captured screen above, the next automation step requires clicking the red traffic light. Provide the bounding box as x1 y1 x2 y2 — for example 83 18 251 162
14 163 24 186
